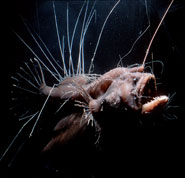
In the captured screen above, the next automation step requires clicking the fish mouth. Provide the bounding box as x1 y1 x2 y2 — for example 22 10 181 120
136 74 168 114
141 95 168 114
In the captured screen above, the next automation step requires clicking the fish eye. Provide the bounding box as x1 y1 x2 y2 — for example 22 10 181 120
133 77 138 85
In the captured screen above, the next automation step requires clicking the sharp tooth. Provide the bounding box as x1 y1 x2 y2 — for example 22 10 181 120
142 95 168 114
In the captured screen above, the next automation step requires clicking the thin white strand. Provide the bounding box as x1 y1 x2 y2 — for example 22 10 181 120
55 98 70 114
144 65 154 74
127 63 140 69
82 39 85 74
81 1 97 74
24 62 41 86
167 92 176 106
82 10 97 74
34 31 64 74
19 112 35 121
20 66 40 87
69 1 86 74
0 111 39 162
11 76 19 82
14 31 60 82
77 1 89 75
145 60 164 74
62 36 67 77
20 66 35 81
22 21 62 80
13 84 38 95
67 3 73 76
53 1 68 76
89 0 120 73
18 109 31 120
29 59 42 84
74 100 88 108
142 0 174 66
29 84 56 137
34 58 46 85
163 113 177 120
73 80 92 103
16 72 39 90
165 105 179 111
117 25 150 65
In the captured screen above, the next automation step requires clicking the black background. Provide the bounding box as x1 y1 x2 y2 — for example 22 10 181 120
1 0 185 177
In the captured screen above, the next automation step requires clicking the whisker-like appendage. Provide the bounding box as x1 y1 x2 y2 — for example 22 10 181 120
160 92 178 120
73 80 93 103
19 112 35 121
162 113 177 120
82 108 101 143
8 139 25 167
144 65 154 74
14 31 60 82
77 1 89 75
16 71 39 90
29 84 56 137
67 1 87 76
87 113 95 127
24 62 41 86
0 111 39 162
118 24 150 66
117 55 124 67
53 1 68 77
74 100 88 109
167 92 176 106
22 19 63 81
165 105 179 111
163 92 179 112
144 60 164 74
89 0 120 73
11 76 20 82
33 58 46 85
127 63 140 69
84 2 96 35
81 2 97 74
29 59 42 84
62 36 66 76
55 98 70 114
67 3 73 76
33 30 64 75
79 1 96 75
142 0 174 66
12 84 39 95
81 37 85 75
18 109 31 119
80 109 87 125
20 66 37 84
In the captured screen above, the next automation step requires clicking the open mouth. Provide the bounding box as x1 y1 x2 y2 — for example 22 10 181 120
142 95 168 114
137 74 169 114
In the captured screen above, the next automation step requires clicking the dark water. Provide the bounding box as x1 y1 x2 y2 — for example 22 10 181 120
1 0 185 177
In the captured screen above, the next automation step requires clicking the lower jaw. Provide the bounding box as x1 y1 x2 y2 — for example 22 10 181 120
141 95 168 114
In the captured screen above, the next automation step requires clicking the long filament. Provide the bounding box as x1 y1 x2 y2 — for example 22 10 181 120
142 0 174 66
88 0 120 73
